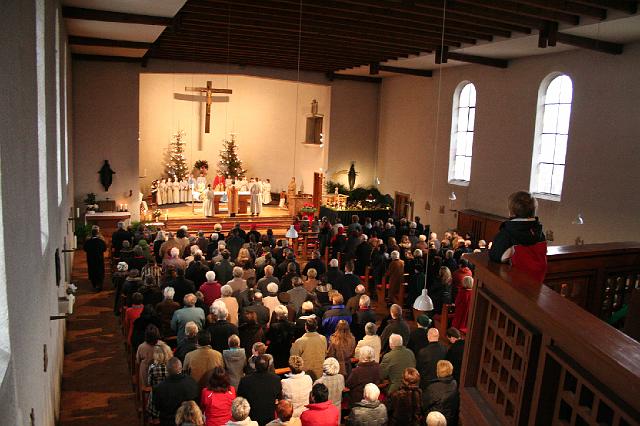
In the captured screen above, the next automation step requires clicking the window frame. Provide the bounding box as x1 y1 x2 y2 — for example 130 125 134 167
447 81 477 186
529 72 573 202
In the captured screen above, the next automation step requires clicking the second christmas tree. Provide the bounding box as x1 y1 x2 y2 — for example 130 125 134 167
217 134 247 180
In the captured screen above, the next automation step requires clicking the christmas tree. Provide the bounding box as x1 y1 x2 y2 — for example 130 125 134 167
217 134 247 179
166 130 189 180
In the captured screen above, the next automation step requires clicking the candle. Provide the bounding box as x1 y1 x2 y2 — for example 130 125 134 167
76 207 80 218
124 204 128 211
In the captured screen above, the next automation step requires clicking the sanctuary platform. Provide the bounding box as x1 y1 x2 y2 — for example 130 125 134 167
153 203 293 237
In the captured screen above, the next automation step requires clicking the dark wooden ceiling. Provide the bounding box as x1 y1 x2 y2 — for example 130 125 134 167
67 0 639 75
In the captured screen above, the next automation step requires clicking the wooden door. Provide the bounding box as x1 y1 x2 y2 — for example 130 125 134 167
394 192 412 219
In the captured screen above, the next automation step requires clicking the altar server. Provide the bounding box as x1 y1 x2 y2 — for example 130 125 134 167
172 177 180 204
203 185 215 217
249 178 263 217
262 178 272 204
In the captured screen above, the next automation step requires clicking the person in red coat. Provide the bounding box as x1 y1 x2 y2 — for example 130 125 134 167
452 276 474 334
300 383 340 426
200 271 221 308
451 259 473 301
125 292 145 344
200 367 236 426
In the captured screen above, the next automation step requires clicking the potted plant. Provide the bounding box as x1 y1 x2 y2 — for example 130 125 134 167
84 192 98 213
300 203 317 222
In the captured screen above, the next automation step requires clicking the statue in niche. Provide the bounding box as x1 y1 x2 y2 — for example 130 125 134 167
98 160 115 191
348 162 358 190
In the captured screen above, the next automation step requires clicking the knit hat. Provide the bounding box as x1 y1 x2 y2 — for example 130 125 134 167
417 314 432 328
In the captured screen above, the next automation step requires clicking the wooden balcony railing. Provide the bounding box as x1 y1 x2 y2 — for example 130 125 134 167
461 245 640 426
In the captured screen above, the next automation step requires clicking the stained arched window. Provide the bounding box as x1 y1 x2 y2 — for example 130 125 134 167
530 74 573 199
448 82 476 184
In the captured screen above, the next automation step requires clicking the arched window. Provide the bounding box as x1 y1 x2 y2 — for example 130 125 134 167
448 82 476 184
530 74 573 199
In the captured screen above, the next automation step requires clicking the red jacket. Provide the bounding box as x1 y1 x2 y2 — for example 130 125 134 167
200 281 221 308
452 288 473 334
300 401 340 426
452 267 472 291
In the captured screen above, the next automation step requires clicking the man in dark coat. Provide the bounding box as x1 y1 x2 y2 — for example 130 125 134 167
379 304 411 354
152 357 199 426
422 360 460 426
334 260 360 302
417 328 448 389
83 228 107 291
237 355 282 425
212 250 234 285
206 303 239 352
185 254 209 290
354 235 373 276
325 259 344 287
225 229 244 260
446 327 465 387
243 292 270 326
169 268 195 307
111 221 133 257
302 250 326 277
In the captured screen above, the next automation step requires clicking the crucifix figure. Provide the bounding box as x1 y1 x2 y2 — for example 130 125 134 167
184 81 232 133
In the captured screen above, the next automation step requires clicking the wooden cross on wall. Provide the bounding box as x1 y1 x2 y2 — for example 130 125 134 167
184 81 233 133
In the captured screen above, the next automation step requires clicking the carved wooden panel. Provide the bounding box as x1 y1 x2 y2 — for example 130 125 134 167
536 345 640 426
600 271 640 321
475 291 539 425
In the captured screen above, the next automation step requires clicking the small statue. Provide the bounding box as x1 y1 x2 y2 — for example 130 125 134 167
98 160 115 191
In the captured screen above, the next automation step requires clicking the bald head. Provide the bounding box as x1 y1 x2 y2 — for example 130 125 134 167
390 304 402 319
427 328 440 343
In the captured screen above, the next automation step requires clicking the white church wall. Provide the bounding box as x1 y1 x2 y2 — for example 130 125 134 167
0 0 73 424
377 42 640 245
73 59 379 209
73 61 141 221
138 73 331 194
328 80 380 190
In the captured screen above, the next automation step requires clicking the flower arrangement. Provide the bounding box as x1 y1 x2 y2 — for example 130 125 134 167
300 203 317 214
152 209 162 220
194 160 209 171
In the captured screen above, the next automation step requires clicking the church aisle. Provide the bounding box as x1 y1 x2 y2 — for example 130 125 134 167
59 254 138 426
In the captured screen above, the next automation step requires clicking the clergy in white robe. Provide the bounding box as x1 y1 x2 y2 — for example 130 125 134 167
156 180 164 205
162 179 172 204
249 179 263 216
180 179 188 202
196 174 207 198
187 174 195 202
203 185 215 217
262 179 272 204
172 178 180 204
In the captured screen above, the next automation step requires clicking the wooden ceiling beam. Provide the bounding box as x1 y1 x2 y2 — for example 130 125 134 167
179 17 453 50
449 0 580 25
326 72 382 83
255 0 520 35
61 6 172 26
446 51 509 68
437 0 547 28
516 0 607 19
153 42 400 66
187 0 487 43
150 51 335 72
157 27 424 57
72 53 143 63
151 47 362 68
370 63 433 77
68 36 152 49
181 7 476 46
556 32 624 54
572 0 637 14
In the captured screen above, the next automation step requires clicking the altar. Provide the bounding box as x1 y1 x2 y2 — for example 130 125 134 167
213 191 251 214
85 211 132 246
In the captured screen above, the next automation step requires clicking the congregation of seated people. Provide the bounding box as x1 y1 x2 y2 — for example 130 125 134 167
109 216 486 426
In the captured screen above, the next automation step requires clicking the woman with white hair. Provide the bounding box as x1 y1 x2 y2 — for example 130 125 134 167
207 300 239 353
346 346 381 408
153 230 167 264
226 397 258 426
346 383 388 426
266 304 295 368
219 284 239 326
355 322 382 362
200 270 221 308
313 357 345 409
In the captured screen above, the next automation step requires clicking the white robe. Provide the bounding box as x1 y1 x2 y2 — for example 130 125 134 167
203 189 215 217
157 182 164 205
163 181 172 204
250 181 263 215
262 181 272 204
180 180 188 202
172 180 180 204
